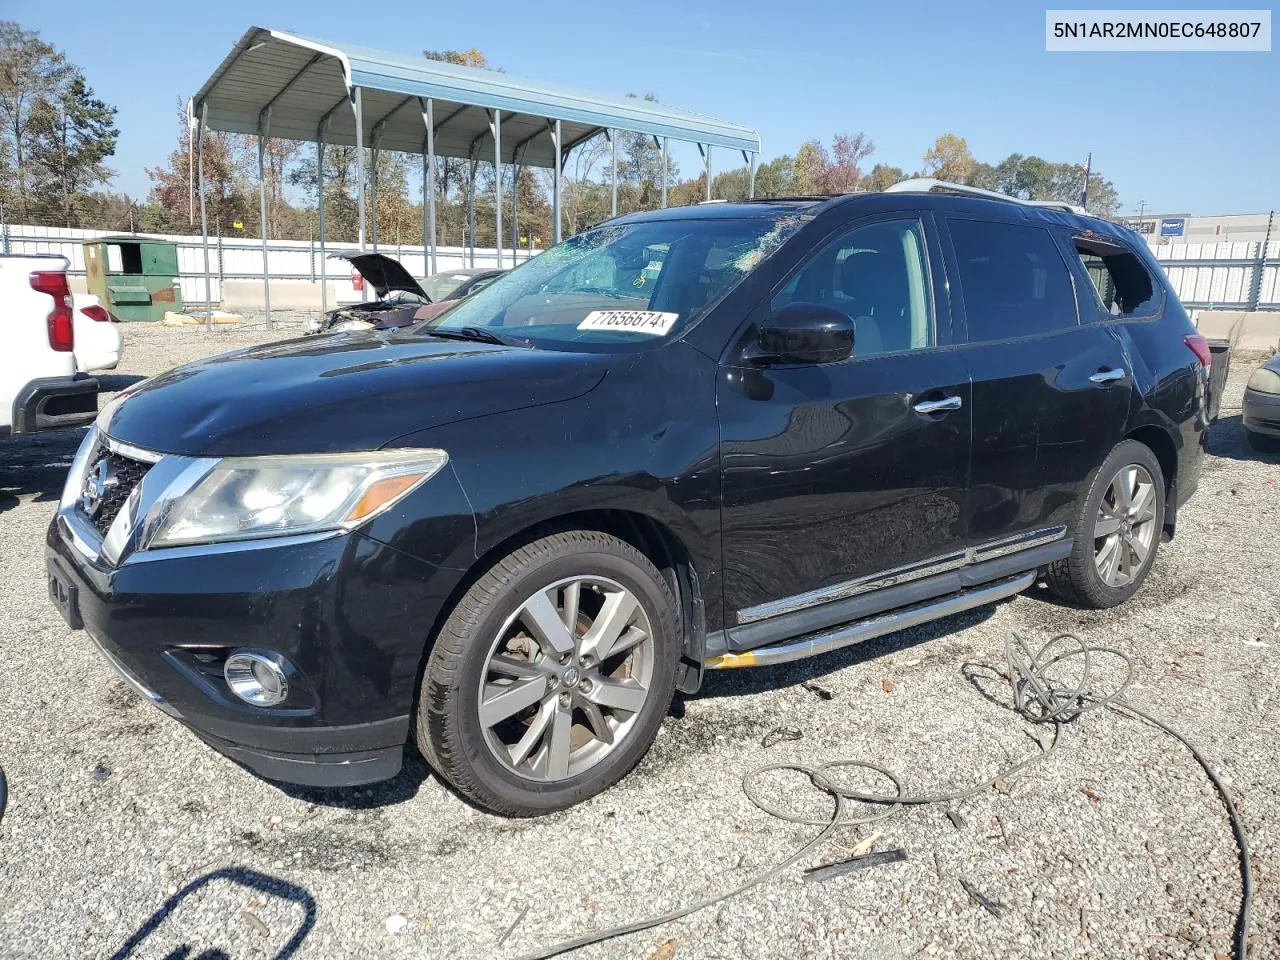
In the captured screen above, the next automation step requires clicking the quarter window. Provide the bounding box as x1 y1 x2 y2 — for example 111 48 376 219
772 218 934 357
1073 238 1158 317
948 219 1078 342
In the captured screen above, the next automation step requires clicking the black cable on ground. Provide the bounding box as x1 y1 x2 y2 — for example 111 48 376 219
515 632 1253 960
0 763 7 822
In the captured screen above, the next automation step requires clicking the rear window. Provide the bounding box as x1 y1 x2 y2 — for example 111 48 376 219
1072 238 1159 318
948 219 1078 342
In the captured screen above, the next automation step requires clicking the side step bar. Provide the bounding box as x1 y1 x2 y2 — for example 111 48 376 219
705 572 1035 669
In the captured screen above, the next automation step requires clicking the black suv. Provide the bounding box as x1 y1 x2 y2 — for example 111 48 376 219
47 185 1209 815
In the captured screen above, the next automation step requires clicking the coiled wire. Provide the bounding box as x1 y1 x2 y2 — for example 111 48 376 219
516 633 1253 960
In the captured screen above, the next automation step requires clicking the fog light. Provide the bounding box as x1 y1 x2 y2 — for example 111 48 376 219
224 651 289 706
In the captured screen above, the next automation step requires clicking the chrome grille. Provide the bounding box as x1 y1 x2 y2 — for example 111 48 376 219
80 440 153 536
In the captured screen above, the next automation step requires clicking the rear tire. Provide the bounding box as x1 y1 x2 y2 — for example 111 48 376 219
417 531 680 816
1046 439 1165 609
1246 429 1280 453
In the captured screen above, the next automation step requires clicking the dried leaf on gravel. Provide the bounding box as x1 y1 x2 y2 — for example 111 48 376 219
801 680 834 700
958 877 1006 918
851 831 882 856
647 938 679 960
1079 787 1103 804
761 726 803 749
241 910 270 937
881 679 896 694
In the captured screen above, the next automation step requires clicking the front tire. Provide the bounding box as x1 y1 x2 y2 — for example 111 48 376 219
417 531 680 816
1046 439 1165 609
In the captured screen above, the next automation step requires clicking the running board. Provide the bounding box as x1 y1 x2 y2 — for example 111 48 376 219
705 572 1035 669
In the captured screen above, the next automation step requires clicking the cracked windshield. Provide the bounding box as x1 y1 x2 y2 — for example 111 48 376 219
408 215 805 348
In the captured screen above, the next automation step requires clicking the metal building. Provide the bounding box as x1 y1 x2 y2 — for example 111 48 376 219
190 26 763 328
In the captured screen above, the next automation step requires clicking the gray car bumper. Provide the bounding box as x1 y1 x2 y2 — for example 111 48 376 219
1243 387 1280 437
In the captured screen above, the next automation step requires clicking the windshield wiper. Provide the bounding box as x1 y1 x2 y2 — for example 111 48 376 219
425 326 523 346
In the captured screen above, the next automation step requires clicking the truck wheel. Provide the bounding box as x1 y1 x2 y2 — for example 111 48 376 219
1046 439 1165 609
417 531 680 816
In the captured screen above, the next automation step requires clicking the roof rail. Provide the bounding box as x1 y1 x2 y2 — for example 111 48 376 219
885 178 1088 215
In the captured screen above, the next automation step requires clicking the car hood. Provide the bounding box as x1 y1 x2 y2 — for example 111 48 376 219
339 253 429 300
103 332 608 457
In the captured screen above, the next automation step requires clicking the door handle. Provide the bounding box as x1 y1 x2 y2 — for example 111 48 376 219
1089 368 1127 384
912 395 963 415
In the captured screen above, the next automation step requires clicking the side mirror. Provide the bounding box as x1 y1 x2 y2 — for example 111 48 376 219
755 302 854 365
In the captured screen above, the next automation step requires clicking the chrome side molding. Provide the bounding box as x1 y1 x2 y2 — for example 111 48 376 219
736 526 1064 626
709 572 1035 669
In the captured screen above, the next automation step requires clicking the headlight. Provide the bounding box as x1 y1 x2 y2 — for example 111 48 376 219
147 449 448 548
1247 366 1280 395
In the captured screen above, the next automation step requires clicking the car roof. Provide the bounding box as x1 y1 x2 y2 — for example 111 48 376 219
609 199 824 224
607 192 1131 243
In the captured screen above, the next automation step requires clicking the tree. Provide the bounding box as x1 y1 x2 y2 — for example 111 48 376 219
710 154 796 201
615 96 675 212
790 134 874 195
147 101 256 235
983 152 1120 216
964 161 998 191
752 154 797 198
792 139 828 194
29 72 118 225
825 133 874 193
861 162 906 192
922 133 974 183
0 22 72 218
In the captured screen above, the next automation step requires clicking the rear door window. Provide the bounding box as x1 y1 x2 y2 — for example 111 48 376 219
947 219 1079 342
1071 237 1160 318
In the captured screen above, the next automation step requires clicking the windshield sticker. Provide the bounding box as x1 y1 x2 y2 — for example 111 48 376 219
578 310 680 336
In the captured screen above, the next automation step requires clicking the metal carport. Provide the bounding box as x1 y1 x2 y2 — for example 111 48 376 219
190 26 762 326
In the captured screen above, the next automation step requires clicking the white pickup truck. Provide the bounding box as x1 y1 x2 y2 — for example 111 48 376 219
0 254 99 438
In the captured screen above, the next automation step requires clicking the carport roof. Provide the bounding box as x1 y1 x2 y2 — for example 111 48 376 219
193 27 762 168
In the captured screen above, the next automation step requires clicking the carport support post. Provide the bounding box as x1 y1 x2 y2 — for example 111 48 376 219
747 151 757 199
257 108 272 329
552 119 562 244
197 101 212 331
704 144 712 202
609 129 617 218
466 149 477 267
421 98 437 275
491 109 503 270
660 137 668 209
317 132 327 316
353 87 366 256
370 129 381 252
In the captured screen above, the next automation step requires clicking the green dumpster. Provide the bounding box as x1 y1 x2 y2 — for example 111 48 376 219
83 236 183 322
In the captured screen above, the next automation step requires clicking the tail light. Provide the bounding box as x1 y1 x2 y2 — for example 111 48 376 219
81 304 111 323
1184 333 1211 368
30 271 75 352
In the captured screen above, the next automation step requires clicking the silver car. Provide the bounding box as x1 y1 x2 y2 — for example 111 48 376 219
1243 354 1280 451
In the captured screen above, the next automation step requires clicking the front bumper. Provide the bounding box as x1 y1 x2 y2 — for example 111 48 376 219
12 374 98 434
46 500 467 789
1243 386 1280 437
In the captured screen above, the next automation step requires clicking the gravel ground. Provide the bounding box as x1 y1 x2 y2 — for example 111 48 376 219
1 327 1277 960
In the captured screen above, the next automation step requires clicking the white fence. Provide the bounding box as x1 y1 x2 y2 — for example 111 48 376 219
0 223 535 306
4 222 1276 312
1152 239 1279 311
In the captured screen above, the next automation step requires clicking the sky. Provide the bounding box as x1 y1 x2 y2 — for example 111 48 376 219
16 0 1279 216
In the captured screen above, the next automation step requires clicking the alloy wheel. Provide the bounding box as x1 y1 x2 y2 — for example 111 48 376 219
1092 464 1158 588
477 576 655 782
